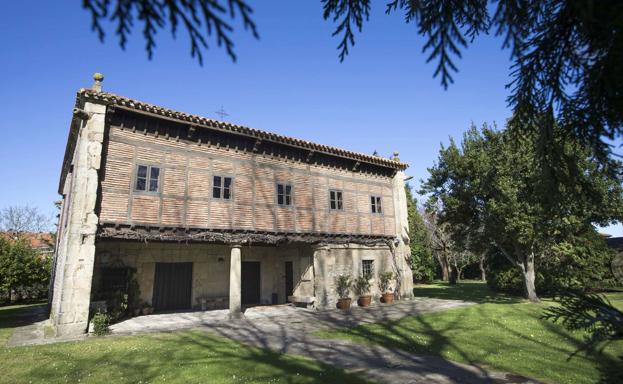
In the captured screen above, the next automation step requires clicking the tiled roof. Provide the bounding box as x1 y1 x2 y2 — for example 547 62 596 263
77 88 408 171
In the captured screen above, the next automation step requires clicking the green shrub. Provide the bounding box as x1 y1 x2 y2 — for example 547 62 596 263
353 274 371 297
335 275 352 298
488 231 617 295
378 272 394 293
92 311 110 336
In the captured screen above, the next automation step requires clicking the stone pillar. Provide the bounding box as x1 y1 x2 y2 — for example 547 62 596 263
392 168 414 299
49 93 106 336
228 244 243 319
312 244 330 309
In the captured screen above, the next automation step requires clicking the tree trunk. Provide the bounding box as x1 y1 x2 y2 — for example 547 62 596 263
522 257 539 302
479 255 486 281
438 254 450 281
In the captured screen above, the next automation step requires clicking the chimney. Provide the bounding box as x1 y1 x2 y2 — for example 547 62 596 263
92 72 104 92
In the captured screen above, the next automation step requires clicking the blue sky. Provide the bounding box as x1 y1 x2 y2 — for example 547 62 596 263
1 1 620 235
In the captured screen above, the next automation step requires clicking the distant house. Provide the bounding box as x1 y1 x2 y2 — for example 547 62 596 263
0 232 54 257
605 236 623 284
48 74 413 336
605 236 623 251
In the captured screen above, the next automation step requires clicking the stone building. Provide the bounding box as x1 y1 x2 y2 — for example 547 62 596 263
49 74 413 336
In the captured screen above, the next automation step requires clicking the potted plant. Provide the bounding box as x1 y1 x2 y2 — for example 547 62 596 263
335 274 352 310
354 273 372 307
141 301 154 315
378 271 395 304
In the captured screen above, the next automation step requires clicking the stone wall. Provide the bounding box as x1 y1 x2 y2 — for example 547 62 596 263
313 243 397 309
94 241 314 307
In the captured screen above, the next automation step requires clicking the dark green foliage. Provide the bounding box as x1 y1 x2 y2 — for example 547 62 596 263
82 0 259 65
91 310 111 336
377 271 394 293
0 236 51 303
543 290 623 357
405 185 435 282
422 122 623 300
321 0 370 62
488 231 619 295
352 274 371 296
334 274 352 298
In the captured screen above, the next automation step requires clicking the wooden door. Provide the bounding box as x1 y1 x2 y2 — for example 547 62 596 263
241 261 261 305
153 262 193 311
285 261 294 302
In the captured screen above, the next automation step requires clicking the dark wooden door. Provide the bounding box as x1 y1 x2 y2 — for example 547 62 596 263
153 262 193 311
285 261 294 302
241 261 261 305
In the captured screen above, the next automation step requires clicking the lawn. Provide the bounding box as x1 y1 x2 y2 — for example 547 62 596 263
0 304 366 384
316 281 623 384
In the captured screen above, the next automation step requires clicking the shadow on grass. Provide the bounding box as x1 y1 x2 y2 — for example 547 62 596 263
0 303 46 329
8 331 368 384
414 280 523 304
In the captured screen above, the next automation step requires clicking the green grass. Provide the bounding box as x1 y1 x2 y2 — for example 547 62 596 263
317 281 623 384
0 305 367 384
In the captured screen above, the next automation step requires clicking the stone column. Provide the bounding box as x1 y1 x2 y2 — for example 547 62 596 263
392 167 414 299
49 92 106 336
228 244 243 319
311 244 330 309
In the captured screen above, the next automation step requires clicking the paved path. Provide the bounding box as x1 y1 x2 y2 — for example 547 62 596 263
112 298 538 384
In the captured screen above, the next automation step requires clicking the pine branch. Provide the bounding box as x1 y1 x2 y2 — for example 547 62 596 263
542 289 623 356
386 0 488 89
322 0 371 62
82 0 258 64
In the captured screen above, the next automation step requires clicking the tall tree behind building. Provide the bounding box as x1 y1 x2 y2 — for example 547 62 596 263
405 185 435 282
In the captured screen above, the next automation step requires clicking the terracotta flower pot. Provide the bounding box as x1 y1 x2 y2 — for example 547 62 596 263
357 295 372 307
381 292 394 304
337 297 352 310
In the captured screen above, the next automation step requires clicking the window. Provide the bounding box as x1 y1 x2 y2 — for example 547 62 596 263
213 176 232 199
362 260 374 277
329 190 343 210
277 183 292 206
370 196 383 214
135 165 160 192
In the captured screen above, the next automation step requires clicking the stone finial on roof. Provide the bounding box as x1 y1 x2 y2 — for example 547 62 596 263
92 73 104 92
393 151 400 162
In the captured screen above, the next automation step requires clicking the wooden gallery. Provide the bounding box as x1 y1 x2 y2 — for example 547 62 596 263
48 74 413 336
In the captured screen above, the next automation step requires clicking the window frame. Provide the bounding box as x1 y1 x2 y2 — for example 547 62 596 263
276 183 293 207
212 175 234 200
329 189 343 211
362 259 374 278
134 164 161 193
370 195 383 214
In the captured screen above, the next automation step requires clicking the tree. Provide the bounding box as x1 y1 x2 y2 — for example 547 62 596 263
420 208 452 282
0 236 51 303
421 123 623 301
405 185 435 282
448 249 478 282
81 1 623 162
0 205 51 234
